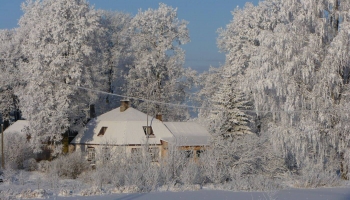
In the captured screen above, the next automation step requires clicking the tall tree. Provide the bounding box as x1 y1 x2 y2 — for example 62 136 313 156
16 0 107 152
0 29 22 123
127 3 192 121
208 68 252 139
196 66 223 125
94 10 134 114
218 0 350 176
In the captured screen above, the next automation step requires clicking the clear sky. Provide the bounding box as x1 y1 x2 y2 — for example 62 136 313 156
0 0 258 72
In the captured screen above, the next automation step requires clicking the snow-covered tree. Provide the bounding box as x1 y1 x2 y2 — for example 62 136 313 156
0 29 22 121
195 66 222 122
95 11 134 113
126 3 192 121
3 130 34 170
218 0 350 178
208 68 253 139
16 0 107 152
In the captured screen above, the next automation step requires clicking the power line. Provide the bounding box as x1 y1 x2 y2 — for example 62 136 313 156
33 76 350 114
45 78 205 110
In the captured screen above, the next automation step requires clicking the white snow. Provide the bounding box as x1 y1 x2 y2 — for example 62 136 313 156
98 107 153 121
1 170 350 200
26 187 350 200
72 119 173 145
3 120 29 136
71 107 210 146
71 107 174 145
163 122 211 146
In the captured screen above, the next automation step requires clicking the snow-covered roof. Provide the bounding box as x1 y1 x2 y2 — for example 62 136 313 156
71 107 211 147
3 120 29 136
163 122 211 146
98 107 150 121
71 107 174 145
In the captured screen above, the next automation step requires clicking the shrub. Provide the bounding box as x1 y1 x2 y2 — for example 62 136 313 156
23 158 37 171
3 131 34 170
48 151 89 179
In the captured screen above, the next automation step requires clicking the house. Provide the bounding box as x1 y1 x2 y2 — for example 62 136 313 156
3 120 55 160
70 100 211 164
162 122 210 159
3 120 29 136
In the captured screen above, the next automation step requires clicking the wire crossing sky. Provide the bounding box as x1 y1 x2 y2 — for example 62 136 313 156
0 0 259 72
29 75 350 114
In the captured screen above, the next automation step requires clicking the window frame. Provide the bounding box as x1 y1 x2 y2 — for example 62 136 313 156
196 150 204 158
131 147 142 156
102 147 110 162
148 147 159 162
87 147 96 163
98 126 108 136
143 126 155 138
184 150 193 158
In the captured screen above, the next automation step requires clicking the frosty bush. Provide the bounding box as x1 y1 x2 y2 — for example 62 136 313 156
48 151 88 179
37 160 50 173
69 134 288 193
141 160 162 191
3 131 34 170
290 159 341 188
23 158 37 171
2 168 17 184
89 162 116 190
0 132 289 194
80 186 105 196
180 160 203 185
200 148 229 184
16 189 46 199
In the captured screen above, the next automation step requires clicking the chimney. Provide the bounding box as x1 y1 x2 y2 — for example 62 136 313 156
156 113 162 121
120 100 130 112
90 104 96 119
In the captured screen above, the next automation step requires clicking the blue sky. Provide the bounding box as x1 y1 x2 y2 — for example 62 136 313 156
0 0 258 72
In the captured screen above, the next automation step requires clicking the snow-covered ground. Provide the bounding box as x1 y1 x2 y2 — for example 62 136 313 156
24 187 350 200
1 171 350 200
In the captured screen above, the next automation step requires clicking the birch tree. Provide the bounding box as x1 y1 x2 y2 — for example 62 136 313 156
16 0 107 152
196 66 222 124
95 11 133 113
219 0 350 177
0 29 22 122
127 3 192 121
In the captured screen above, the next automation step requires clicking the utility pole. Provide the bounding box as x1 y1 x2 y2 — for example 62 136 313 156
1 124 4 169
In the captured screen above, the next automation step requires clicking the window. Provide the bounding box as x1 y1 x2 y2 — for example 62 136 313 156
143 126 155 138
184 150 193 158
102 147 110 162
148 147 159 162
196 150 204 158
131 148 142 156
87 147 95 163
98 127 107 136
